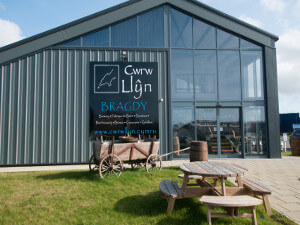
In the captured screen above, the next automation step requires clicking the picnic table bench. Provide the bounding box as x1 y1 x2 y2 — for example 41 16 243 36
159 180 184 213
199 195 263 225
241 178 272 216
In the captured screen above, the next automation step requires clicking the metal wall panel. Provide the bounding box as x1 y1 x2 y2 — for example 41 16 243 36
264 46 281 158
0 48 168 165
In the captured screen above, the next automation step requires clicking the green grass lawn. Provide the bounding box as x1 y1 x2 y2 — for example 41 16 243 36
281 151 292 156
0 167 296 225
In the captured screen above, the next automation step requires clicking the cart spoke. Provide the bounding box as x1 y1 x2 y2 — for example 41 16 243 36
103 160 110 167
101 167 109 173
112 170 119 177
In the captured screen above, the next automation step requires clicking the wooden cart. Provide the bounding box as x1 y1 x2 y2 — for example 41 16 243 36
89 138 161 178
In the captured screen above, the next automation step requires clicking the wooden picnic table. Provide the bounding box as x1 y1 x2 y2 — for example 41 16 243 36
180 161 248 196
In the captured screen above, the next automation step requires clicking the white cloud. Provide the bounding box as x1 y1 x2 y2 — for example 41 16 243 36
276 29 300 113
0 18 24 47
260 0 286 13
239 15 263 28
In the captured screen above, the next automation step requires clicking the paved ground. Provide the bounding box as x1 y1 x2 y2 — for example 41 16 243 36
1 156 300 224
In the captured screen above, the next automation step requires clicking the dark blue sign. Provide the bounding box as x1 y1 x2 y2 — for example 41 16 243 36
89 62 159 139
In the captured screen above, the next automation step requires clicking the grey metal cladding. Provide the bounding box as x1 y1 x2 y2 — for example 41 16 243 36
0 0 278 65
264 46 281 158
0 48 167 165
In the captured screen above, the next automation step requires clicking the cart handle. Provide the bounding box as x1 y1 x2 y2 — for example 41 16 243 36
160 147 190 158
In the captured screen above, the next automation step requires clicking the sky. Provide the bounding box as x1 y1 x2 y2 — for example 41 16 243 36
0 0 299 114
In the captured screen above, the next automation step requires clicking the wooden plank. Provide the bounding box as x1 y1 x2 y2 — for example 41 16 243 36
197 162 222 176
252 206 258 225
190 162 213 175
159 181 170 196
236 175 243 187
199 195 263 207
213 187 245 196
216 162 246 176
243 179 271 194
200 161 229 176
208 161 234 176
133 144 150 157
178 174 202 180
244 179 272 193
166 198 175 214
263 195 272 216
171 181 184 196
221 177 226 196
181 174 189 189
115 145 132 158
182 187 212 198
182 163 204 175
231 163 248 172
193 162 221 177
163 180 180 198
207 206 212 225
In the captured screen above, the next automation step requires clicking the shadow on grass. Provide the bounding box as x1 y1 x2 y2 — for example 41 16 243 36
35 170 100 181
115 191 211 224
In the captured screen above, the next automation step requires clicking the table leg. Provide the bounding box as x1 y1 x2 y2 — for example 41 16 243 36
181 174 189 189
236 175 243 187
221 177 226 196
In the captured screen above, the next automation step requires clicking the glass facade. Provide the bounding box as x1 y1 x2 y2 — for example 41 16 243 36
171 50 194 100
169 8 266 158
195 51 217 100
61 7 164 48
59 6 267 158
244 106 267 155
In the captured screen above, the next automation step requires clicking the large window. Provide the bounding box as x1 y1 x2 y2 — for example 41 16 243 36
139 7 164 47
217 29 239 49
241 51 264 100
218 51 241 100
170 8 193 48
194 20 216 49
60 7 165 48
169 6 266 157
172 107 194 156
244 106 267 155
111 17 137 47
82 28 109 46
171 50 194 100
194 50 217 100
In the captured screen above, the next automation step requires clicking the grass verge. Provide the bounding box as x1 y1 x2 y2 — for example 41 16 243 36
0 167 296 225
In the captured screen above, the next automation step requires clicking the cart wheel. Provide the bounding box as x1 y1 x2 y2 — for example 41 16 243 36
146 154 162 173
130 162 143 169
89 155 99 172
99 155 123 178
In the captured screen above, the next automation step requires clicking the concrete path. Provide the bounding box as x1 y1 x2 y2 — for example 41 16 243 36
1 156 300 224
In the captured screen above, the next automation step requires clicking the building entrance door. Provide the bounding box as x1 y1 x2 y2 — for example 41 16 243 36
196 107 242 157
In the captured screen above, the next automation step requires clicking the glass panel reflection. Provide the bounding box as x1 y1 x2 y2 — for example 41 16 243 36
241 51 264 100
111 17 137 47
171 50 194 100
172 107 195 158
196 108 217 155
82 28 109 46
170 8 193 48
139 7 164 47
217 29 239 49
241 39 262 50
218 51 241 100
194 19 216 49
220 108 242 156
244 106 267 155
62 38 81 46
195 50 217 100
